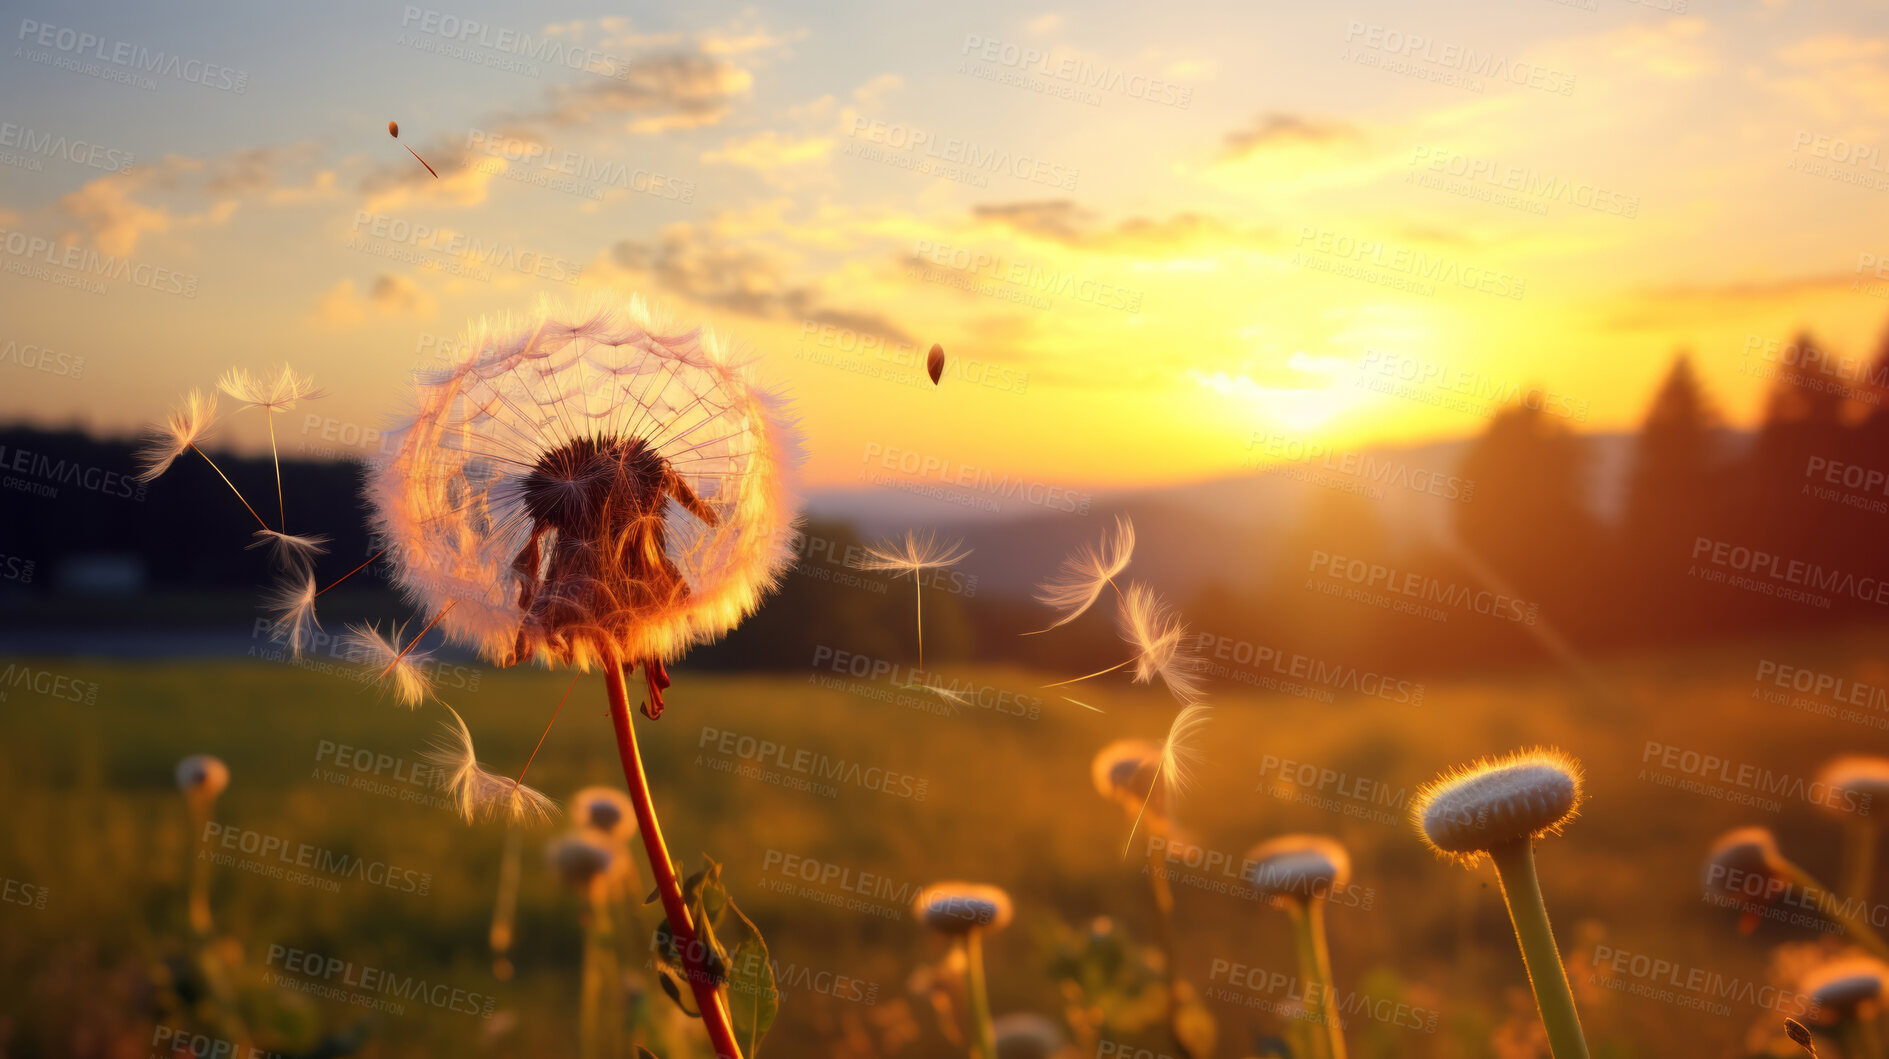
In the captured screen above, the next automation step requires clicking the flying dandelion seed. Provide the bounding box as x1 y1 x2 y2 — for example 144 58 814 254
1123 704 1212 854
136 388 220 482
1044 581 1206 704
423 704 557 824
368 296 801 1059
247 529 331 572
217 365 325 533
342 622 436 707
851 530 970 671
263 573 321 658
389 118 439 178
1028 515 1134 634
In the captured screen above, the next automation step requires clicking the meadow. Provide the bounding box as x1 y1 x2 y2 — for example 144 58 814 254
3 626 1884 1059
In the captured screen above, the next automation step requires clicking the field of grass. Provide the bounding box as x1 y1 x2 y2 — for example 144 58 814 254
4 627 1888 1058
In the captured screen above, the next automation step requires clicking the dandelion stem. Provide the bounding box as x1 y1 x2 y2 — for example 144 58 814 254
915 577 924 671
1488 840 1589 1059
601 649 745 1059
1842 819 1879 904
512 672 577 794
1774 856 1889 962
315 549 387 597
1289 901 1346 1059
1144 824 1197 1059
266 413 285 531
1044 657 1134 690
1123 759 1164 859
186 803 214 936
190 444 270 532
963 931 997 1059
382 601 455 681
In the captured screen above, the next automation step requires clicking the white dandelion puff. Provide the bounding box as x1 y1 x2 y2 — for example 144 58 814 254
852 531 971 575
216 365 326 412
365 296 805 690
341 622 435 708
423 705 558 824
247 529 331 571
1031 516 1133 632
851 531 969 670
264 574 321 657
1116 583 1209 704
137 389 221 482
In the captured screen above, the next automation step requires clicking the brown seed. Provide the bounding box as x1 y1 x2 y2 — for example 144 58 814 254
1785 1017 1818 1055
927 344 944 385
388 120 399 138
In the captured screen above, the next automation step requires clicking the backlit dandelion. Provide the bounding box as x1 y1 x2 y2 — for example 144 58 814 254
136 388 220 482
1122 703 1212 854
176 753 228 936
915 881 1013 1059
423 704 557 824
341 622 435 707
851 530 970 670
369 296 802 1059
1028 516 1134 634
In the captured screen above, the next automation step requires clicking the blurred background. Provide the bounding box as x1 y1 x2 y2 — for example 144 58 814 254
4 0 1889 1056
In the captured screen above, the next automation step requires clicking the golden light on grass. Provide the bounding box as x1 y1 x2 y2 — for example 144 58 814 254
916 881 1013 1059
1414 748 1589 1059
1245 835 1351 1059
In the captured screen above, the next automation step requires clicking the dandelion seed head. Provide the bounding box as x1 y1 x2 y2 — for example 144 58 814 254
851 531 971 577
572 786 637 841
1115 583 1208 704
1803 957 1888 1024
1703 825 1786 900
1414 748 1583 864
137 389 219 482
1243 835 1351 906
1091 738 1162 812
422 705 558 825
217 364 325 413
1035 516 1134 630
1816 756 1889 819
263 574 321 658
367 296 805 672
175 754 229 798
991 1014 1064 1059
913 881 1013 935
342 622 434 708
548 831 618 892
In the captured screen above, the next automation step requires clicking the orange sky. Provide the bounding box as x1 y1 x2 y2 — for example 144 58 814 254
1 2 1885 489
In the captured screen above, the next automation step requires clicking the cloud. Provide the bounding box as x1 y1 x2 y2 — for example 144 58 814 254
971 199 1249 252
54 146 317 255
1221 113 1359 161
534 53 754 132
314 273 435 327
852 73 903 108
609 222 915 342
701 130 833 170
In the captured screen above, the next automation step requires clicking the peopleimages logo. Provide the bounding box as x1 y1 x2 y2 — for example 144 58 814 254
16 18 249 92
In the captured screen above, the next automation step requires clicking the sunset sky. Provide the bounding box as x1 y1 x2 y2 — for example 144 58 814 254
2 0 1886 490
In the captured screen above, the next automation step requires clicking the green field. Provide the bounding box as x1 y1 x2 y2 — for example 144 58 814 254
4 629 1886 1058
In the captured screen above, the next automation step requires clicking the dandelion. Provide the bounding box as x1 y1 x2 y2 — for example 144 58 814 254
851 530 970 670
368 296 802 1059
1245 836 1351 1059
549 831 626 1059
1703 826 1889 960
990 1014 1064 1059
261 574 321 658
915 882 1013 1059
1045 583 1206 705
1816 755 1889 900
136 388 220 482
1029 516 1134 634
423 704 557 824
1121 704 1212 854
1091 738 1163 818
217 365 325 532
1413 748 1589 1059
176 754 229 936
572 786 638 841
341 622 434 708
1801 956 1887 1059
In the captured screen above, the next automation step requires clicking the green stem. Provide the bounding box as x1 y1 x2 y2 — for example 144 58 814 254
1775 858 1889 963
1843 820 1879 906
1488 841 1589 1059
1289 902 1345 1059
187 804 213 936
963 931 997 1059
